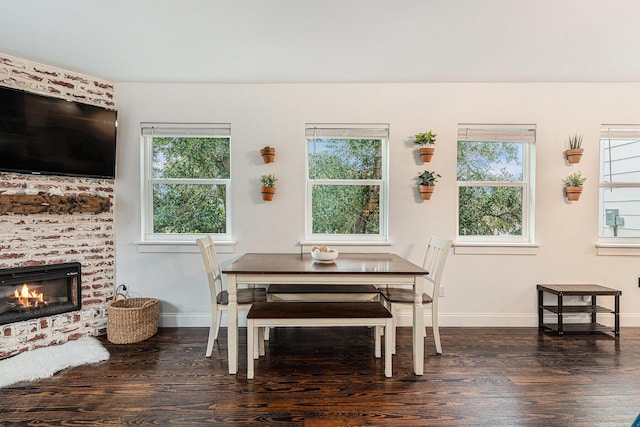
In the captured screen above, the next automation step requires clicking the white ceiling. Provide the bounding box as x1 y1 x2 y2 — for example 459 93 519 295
2 0 640 84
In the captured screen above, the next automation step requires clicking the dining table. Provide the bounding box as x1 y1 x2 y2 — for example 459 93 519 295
221 252 428 375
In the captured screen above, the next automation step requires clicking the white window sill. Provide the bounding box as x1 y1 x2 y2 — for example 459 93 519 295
453 242 539 255
137 241 236 254
596 244 640 256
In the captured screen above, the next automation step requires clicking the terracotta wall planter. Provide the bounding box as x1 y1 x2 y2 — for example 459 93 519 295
565 186 583 201
261 187 276 201
419 147 435 163
418 185 435 200
566 148 583 164
260 147 276 163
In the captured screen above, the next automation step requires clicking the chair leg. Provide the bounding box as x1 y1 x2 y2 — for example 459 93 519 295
432 307 442 355
206 309 220 358
214 311 222 340
391 303 397 355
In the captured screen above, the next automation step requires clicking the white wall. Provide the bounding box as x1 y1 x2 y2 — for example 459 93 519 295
113 82 640 328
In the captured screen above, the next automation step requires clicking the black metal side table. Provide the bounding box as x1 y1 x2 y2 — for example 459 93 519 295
537 284 621 336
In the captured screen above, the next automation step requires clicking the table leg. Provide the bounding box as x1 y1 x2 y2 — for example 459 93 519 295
413 276 425 375
247 319 254 379
227 273 238 374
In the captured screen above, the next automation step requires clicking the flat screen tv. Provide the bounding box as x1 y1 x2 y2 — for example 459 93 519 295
0 86 117 179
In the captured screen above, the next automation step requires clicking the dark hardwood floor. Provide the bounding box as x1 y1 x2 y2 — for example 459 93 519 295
2 327 639 426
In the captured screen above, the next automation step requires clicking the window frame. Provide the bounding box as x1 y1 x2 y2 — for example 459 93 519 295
141 123 232 243
304 123 389 243
598 125 640 245
456 124 536 245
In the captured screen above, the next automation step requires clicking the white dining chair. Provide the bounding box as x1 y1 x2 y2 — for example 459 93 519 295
196 236 267 357
379 236 453 355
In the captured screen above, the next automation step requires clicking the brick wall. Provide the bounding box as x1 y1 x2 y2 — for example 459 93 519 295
0 52 116 359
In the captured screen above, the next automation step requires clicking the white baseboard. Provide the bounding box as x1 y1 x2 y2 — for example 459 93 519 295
161 311 640 328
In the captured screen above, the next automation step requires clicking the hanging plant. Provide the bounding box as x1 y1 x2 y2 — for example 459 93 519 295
562 171 586 201
260 146 276 163
414 131 436 163
260 174 278 201
417 170 441 200
566 134 583 164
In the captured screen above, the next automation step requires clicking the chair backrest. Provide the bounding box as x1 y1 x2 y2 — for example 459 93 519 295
422 236 453 294
196 236 222 309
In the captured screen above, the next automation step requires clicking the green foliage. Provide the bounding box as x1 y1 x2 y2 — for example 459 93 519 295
153 184 227 234
151 137 229 234
458 186 522 236
308 138 381 179
308 138 382 235
312 185 379 234
457 140 524 236
414 130 437 146
457 141 522 181
418 170 441 186
562 171 586 187
260 174 278 188
569 134 583 149
152 137 229 179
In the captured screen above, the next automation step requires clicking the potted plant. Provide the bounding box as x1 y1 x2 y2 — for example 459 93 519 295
260 174 278 201
414 131 437 163
562 171 586 201
260 146 276 163
566 134 583 164
417 170 441 200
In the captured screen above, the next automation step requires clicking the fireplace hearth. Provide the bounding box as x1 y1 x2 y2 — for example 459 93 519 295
0 263 82 325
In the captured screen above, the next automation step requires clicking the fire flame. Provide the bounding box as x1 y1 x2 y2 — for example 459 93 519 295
14 284 44 307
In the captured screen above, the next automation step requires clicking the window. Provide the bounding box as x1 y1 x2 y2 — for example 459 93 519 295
305 123 389 241
456 124 536 243
141 123 231 242
599 126 640 241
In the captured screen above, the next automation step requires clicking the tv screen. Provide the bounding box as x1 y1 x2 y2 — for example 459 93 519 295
0 86 117 179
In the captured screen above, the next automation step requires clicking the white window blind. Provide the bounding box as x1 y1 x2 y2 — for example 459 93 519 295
305 123 389 139
458 124 536 143
141 123 231 137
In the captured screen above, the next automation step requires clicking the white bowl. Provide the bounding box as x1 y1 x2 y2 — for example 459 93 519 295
311 248 339 262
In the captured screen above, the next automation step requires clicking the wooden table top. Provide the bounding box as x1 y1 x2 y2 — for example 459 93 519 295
222 253 427 275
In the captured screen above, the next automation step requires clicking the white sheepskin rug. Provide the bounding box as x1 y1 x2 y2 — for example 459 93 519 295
0 336 110 388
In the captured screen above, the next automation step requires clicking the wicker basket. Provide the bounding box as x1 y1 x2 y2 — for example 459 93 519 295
107 297 159 344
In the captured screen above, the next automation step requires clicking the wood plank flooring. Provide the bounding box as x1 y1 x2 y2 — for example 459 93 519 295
1 327 639 426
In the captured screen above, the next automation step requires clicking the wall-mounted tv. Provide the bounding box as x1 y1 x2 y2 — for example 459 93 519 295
0 86 117 179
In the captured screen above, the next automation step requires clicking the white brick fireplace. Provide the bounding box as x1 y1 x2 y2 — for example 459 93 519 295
0 52 116 359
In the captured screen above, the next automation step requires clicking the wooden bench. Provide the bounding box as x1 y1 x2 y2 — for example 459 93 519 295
246 301 393 379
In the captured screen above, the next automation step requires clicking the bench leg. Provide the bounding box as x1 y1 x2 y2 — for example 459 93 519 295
384 318 393 377
258 327 265 356
375 325 381 358
247 320 255 379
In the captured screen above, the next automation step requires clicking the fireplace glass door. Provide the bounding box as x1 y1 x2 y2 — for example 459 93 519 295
0 262 81 325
